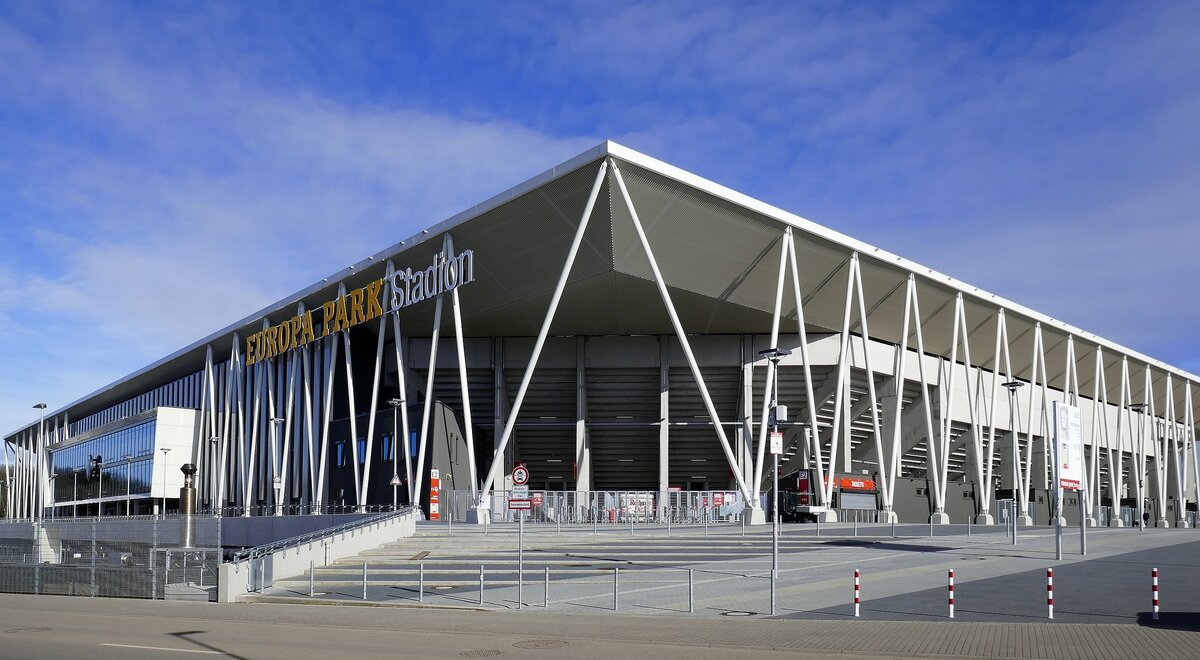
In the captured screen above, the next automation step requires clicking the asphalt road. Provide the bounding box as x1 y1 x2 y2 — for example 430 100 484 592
3 593 1200 660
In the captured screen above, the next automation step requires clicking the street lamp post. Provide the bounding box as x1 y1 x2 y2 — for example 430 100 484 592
270 417 285 516
123 455 132 516
159 447 172 516
209 436 220 515
1130 403 1147 529
32 403 47 521
759 348 791 581
388 398 404 510
1002 381 1024 545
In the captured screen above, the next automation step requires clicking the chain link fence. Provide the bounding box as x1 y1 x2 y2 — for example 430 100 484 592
0 516 220 600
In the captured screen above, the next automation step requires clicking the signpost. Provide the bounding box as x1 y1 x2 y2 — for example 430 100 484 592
1053 402 1085 559
509 465 529 609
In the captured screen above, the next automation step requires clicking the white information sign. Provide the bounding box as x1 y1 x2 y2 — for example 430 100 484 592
1054 402 1083 491
511 484 529 499
769 431 784 455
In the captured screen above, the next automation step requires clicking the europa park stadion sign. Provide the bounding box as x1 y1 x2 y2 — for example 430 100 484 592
246 249 475 366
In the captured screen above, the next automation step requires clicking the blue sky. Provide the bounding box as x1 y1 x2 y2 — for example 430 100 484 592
1 1 1198 435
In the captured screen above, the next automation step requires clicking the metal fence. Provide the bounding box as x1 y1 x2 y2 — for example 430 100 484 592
438 490 747 525
0 516 220 600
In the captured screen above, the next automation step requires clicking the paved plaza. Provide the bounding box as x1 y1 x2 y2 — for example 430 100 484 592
247 519 1200 627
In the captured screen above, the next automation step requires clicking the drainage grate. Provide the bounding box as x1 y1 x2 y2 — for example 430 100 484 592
460 650 503 657
719 611 756 617
513 640 570 650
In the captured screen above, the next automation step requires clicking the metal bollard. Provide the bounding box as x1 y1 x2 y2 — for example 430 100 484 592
704 506 709 537
1152 567 1159 620
688 568 694 614
891 519 895 538
1046 568 1053 619
816 516 821 537
968 516 972 538
479 565 485 605
741 514 745 537
930 515 934 538
854 569 861 617
613 567 619 611
419 563 424 603
854 516 858 537
631 514 634 536
362 561 368 600
668 512 672 537
309 560 314 597
544 567 549 608
948 569 955 619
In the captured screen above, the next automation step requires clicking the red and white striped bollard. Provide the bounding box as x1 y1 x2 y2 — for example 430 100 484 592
948 569 955 619
1152 567 1159 621
854 569 860 617
1046 568 1054 619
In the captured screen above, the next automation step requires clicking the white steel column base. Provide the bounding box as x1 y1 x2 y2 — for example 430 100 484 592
975 514 994 525
1053 516 1066 526
1155 520 1172 528
745 505 766 526
1110 519 1125 527
1086 517 1099 527
1176 520 1190 529
468 505 491 525
930 512 950 525
1016 515 1033 526
817 509 838 523
880 510 898 523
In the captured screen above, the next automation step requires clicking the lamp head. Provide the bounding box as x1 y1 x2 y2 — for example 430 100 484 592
758 347 792 361
1129 403 1147 413
1001 381 1024 392
32 403 47 410
387 398 404 407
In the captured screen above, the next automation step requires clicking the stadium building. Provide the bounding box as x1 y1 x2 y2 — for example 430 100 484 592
4 141 1197 528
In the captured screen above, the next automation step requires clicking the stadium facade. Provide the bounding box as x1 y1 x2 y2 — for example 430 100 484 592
4 141 1197 528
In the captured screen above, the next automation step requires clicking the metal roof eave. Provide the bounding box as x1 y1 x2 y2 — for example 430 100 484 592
8 140 1196 438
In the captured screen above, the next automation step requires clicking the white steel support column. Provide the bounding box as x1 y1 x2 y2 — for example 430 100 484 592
386 261 414 501
850 255 892 518
1112 357 1131 526
340 284 363 509
244 326 264 516
659 336 670 495
300 312 316 511
315 334 339 514
611 161 754 506
907 278 944 517
412 280 445 511
359 278 390 510
751 235 789 507
785 232 826 509
1088 347 1107 526
279 345 297 515
446 234 480 498
475 161 608 520
575 336 591 495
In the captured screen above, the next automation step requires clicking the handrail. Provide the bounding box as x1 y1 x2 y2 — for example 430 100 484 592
229 505 419 564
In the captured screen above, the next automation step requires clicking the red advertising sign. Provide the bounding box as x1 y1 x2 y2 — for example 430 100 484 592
429 468 441 520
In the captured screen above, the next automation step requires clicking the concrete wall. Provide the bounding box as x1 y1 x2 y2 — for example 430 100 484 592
217 509 417 602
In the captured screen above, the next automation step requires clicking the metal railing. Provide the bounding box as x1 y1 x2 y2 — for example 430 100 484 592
437 490 746 525
229 505 419 565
